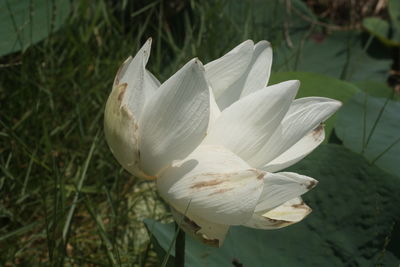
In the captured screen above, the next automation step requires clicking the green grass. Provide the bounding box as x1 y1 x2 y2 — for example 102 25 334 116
0 1 174 265
1 0 390 265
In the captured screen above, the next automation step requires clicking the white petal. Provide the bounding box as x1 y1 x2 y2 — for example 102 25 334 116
254 172 317 212
205 40 254 99
263 124 325 172
139 59 210 176
171 207 229 247
249 97 342 168
217 41 273 110
117 38 158 118
204 81 299 163
157 145 265 225
104 40 158 178
243 197 312 229
104 83 146 178
239 41 273 98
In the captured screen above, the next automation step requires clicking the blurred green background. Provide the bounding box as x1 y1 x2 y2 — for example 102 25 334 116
1 0 399 266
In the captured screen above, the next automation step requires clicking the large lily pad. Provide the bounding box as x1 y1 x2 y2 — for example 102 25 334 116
274 31 391 82
336 92 400 178
353 80 400 100
269 71 359 138
145 145 400 266
0 0 70 56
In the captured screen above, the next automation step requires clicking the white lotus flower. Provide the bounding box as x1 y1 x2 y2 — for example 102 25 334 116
104 39 341 247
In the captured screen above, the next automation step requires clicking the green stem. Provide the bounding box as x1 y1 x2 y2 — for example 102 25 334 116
175 223 185 267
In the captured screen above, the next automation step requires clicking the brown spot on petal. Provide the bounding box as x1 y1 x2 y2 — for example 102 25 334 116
266 218 277 223
291 203 312 213
141 172 157 180
114 68 122 86
312 123 324 140
292 203 305 209
183 216 201 232
200 235 219 247
208 188 234 196
180 215 220 247
265 217 292 228
117 83 127 101
114 57 132 86
120 105 133 120
257 173 265 180
291 200 305 208
190 179 226 189
306 180 318 190
246 169 265 180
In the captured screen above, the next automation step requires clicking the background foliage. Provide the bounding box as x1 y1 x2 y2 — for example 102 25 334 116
1 0 399 266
